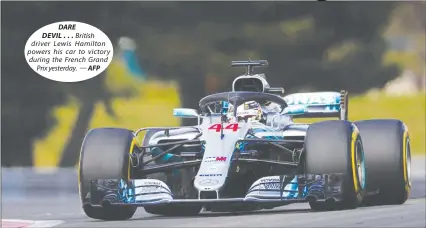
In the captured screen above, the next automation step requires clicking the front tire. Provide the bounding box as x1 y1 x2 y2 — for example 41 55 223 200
355 119 411 206
78 128 138 220
304 120 366 211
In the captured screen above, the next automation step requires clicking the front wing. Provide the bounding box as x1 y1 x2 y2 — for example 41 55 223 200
87 173 344 208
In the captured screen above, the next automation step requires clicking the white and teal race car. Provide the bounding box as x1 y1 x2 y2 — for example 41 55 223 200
78 60 411 220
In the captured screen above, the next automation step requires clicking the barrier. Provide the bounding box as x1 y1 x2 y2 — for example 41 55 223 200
2 168 79 200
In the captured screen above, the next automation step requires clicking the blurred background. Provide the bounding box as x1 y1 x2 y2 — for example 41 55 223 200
1 1 425 170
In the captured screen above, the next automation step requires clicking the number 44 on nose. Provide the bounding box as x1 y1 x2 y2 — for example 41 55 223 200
208 123 239 132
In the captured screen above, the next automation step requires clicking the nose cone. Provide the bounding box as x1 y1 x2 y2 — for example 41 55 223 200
194 122 250 192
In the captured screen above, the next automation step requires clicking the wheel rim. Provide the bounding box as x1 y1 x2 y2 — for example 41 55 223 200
355 140 366 189
406 140 412 187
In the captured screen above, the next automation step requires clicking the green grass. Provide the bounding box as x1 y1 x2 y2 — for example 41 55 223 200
296 91 425 155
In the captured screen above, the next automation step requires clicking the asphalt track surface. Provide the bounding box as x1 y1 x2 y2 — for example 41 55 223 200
3 156 426 227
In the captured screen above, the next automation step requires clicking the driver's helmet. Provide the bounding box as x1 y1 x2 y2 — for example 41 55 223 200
235 101 263 122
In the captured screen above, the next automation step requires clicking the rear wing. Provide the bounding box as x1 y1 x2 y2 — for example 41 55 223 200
282 90 348 120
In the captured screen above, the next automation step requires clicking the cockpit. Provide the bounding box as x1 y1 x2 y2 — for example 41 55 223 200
201 60 289 124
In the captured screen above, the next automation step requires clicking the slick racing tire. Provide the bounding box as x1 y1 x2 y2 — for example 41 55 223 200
78 128 138 220
144 205 202 216
304 120 366 211
355 119 411 206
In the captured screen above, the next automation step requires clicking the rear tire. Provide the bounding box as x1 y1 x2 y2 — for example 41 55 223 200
304 120 366 211
355 119 411 206
78 128 138 220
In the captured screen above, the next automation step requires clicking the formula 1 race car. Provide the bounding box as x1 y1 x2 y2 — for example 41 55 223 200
78 60 411 220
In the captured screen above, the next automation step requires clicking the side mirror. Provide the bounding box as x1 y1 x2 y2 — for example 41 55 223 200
173 108 199 118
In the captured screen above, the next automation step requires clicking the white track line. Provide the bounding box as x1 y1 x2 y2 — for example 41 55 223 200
1 219 64 228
